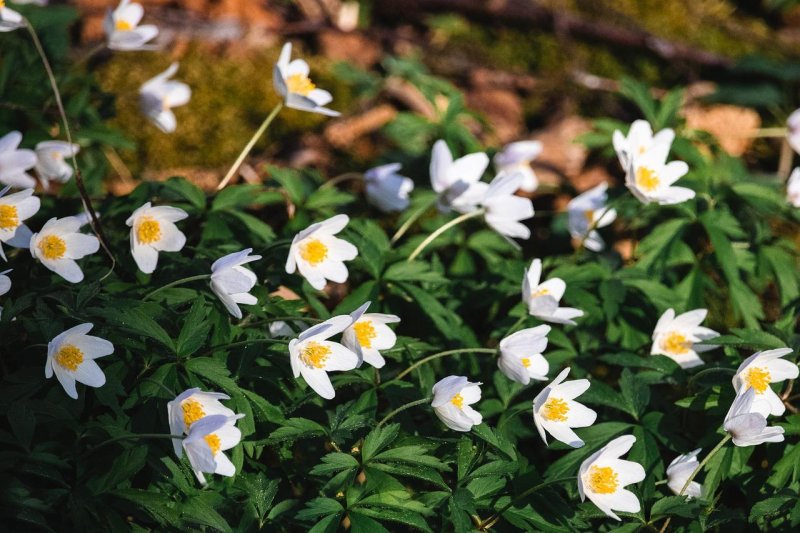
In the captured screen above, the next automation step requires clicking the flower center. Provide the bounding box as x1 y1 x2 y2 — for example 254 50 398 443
451 393 464 409
660 331 690 355
300 341 331 369
115 19 133 32
0 1 6 8
0 204 19 230
587 465 619 494
542 397 569 422
521 357 531 368
55 344 84 372
636 166 660 192
136 217 161 244
299 239 328 266
354 320 377 348
181 399 205 428
745 366 771 393
204 433 221 455
583 209 595 225
38 235 67 260
531 288 550 298
286 74 316 96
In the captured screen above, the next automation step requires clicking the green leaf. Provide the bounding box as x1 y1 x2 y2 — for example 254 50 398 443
163 177 206 210
619 368 651 420
176 300 210 357
310 453 359 476
105 307 175 351
262 418 327 445
362 423 400 462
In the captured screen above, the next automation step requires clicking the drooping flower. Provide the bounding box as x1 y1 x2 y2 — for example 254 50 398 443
125 202 188 274
625 149 694 205
182 414 244 484
288 315 359 399
787 109 800 155
0 186 40 261
45 323 114 399
650 308 719 369
431 375 483 432
30 216 99 283
666 449 702 498
139 63 191 133
210 248 262 319
480 172 534 240
34 141 80 189
285 214 358 291
732 348 798 417
0 131 36 188
430 139 490 213
364 163 414 213
0 268 10 296
104 0 158 51
167 388 239 458
273 42 339 116
612 119 674 170
522 258 583 325
341 301 400 369
497 324 551 385
787 168 800 208
567 182 617 252
0 0 24 32
494 140 543 193
724 387 785 447
578 435 646 521
533 367 596 447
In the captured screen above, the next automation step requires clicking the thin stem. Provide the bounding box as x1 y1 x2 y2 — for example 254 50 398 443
505 315 528 336
200 337 289 356
478 477 575 530
240 316 322 329
141 377 176 397
394 348 497 381
687 367 736 388
320 172 363 189
258 239 292 257
391 196 437 245
142 274 211 301
377 397 431 427
750 127 787 138
85 433 183 455
217 102 283 191
407 209 484 262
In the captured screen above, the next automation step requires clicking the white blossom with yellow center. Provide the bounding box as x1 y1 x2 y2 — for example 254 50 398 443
341 301 400 369
533 367 596 448
289 315 359 399
181 414 244 485
567 182 617 252
498 324 551 385
724 387 785 447
364 163 414 213
430 139 489 214
286 214 358 291
732 347 798 417
167 388 240 460
612 119 674 170
0 185 40 261
103 0 158 51
29 216 99 283
788 167 800 208
210 248 261 319
494 140 543 193
0 131 37 188
522 258 583 325
126 202 188 274
33 141 80 189
480 171 534 241
139 63 192 133
431 376 483 432
578 435 645 521
650 308 719 369
273 42 340 116
625 149 695 206
45 323 114 399
0 0 24 32
666 449 702 498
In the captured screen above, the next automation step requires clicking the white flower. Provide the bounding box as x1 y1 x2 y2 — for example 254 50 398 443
430 139 490 213
724 387 785 447
30 216 99 283
104 0 158 51
625 149 694 205
0 268 10 296
34 141 80 188
788 109 800 155
0 131 37 188
0 1 24 32
533 367 596 447
787 168 800 208
285 214 358 291
666 449 702 498
480 172 534 240
273 42 339 116
270 320 308 338
139 63 191 133
182 414 243 484
567 182 617 252
45 323 114 399
578 435 646 521
210 248 261 319
650 308 719 369
364 163 414 213
732 348 798 417
494 140 543 193
612 119 674 170
10 0 48 5
125 202 188 274
0 186 40 261
522 258 583 325
497 324 551 384
431 375 483 432
289 315 359 399
341 301 400 369
167 388 239 458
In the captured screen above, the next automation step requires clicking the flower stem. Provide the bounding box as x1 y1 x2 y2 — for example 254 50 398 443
391 196 437 245
142 274 211 301
85 433 183 455
478 476 575 530
750 127 787 138
576 201 615 253
200 337 289 356
377 397 432 427
407 209 485 262
240 316 322 329
320 172 363 189
687 367 736 388
505 315 528 335
394 348 497 381
217 102 283 191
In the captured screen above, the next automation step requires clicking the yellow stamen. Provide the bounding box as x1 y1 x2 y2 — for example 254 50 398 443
136 217 161 245
542 397 570 422
531 288 550 298
521 358 531 368
38 235 67 260
583 210 595 225
181 399 205 428
636 166 660 192
451 393 464 409
354 320 377 348
55 344 84 372
300 239 328 266
745 367 771 393
204 434 221 455
300 341 331 369
660 332 690 355
587 465 619 494
286 74 316 96
0 204 19 230
115 19 133 32
0 1 6 8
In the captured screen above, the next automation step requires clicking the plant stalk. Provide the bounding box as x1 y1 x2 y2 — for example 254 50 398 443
407 209 484 262
142 274 211 301
377 397 432 427
217 102 283 191
394 348 497 381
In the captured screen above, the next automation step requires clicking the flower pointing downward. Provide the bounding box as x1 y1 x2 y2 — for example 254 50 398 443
578 435 645 521
732 348 798 417
0 0 24 32
666 449 703 498
364 163 414 213
724 387 785 447
494 140 543 193
480 172 534 241
522 258 583 325
45 323 114 399
273 42 339 116
431 375 483 432
497 324 551 385
289 315 359 399
567 182 616 252
532 367 596 447
0 131 37 188
429 140 489 214
139 63 192 133
210 248 262 319
34 141 80 189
